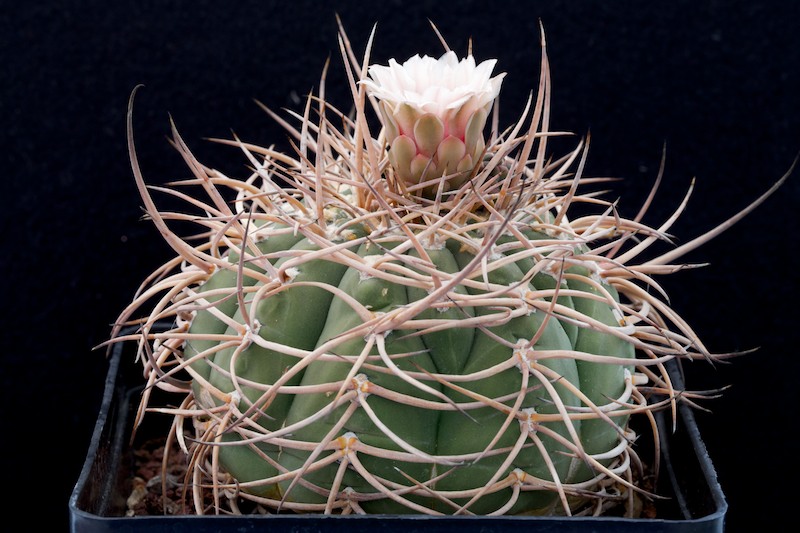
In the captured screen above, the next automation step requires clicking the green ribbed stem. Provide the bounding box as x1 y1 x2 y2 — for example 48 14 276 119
189 223 634 514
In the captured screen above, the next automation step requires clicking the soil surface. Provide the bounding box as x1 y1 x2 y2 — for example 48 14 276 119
126 437 193 516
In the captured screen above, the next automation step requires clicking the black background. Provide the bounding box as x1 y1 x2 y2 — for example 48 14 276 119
3 1 798 531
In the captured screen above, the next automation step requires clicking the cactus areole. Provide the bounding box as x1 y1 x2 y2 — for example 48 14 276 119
112 24 786 517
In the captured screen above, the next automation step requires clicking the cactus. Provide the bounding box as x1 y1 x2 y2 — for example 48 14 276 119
111 23 788 517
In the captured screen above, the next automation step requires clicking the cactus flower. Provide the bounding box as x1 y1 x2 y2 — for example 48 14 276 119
362 51 505 193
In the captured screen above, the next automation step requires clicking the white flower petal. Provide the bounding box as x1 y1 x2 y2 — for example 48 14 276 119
364 52 504 116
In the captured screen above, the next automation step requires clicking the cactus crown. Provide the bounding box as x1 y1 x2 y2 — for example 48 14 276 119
111 21 787 517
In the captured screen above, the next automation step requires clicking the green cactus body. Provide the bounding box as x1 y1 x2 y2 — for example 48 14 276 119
182 217 635 515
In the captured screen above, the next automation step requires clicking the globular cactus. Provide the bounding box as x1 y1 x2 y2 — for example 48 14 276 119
112 23 786 517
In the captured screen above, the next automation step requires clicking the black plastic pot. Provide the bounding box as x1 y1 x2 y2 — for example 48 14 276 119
70 328 728 532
